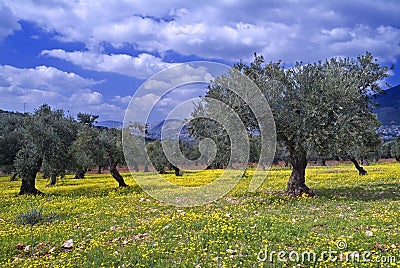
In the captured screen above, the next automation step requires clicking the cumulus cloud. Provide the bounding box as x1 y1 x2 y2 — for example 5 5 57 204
3 0 400 121
142 63 214 93
4 0 400 64
125 83 210 123
41 50 173 79
0 3 20 40
124 93 160 123
0 65 124 119
0 65 99 92
123 62 226 122
112 95 132 105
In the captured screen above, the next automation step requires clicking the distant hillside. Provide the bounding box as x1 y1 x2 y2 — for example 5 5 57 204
146 119 192 141
375 84 400 125
95 120 123 129
0 109 24 119
101 119 192 140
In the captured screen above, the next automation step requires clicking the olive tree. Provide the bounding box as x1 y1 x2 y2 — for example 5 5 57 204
194 52 389 196
188 117 231 169
146 140 182 176
70 125 128 186
15 104 76 194
98 128 128 187
392 136 400 162
69 125 104 179
0 112 25 180
122 123 150 172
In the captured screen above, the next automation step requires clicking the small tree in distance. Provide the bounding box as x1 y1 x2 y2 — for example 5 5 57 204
99 128 128 187
146 140 182 176
77 112 99 127
69 123 128 187
392 136 400 162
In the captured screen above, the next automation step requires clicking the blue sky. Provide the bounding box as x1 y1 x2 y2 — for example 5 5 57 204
0 0 399 122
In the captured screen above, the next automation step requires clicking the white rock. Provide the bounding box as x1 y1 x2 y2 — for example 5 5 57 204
62 239 74 249
365 230 373 237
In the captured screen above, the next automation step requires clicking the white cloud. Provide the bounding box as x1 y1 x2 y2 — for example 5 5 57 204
0 3 20 40
123 62 224 122
112 95 132 105
0 65 125 120
124 93 161 123
124 83 210 123
41 50 173 79
131 93 160 111
142 64 214 93
4 0 400 64
2 0 400 121
70 90 103 105
0 65 99 92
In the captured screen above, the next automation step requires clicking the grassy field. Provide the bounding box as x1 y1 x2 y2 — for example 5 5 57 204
0 162 399 267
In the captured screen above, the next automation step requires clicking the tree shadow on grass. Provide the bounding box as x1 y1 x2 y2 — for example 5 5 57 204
42 184 144 198
315 183 400 201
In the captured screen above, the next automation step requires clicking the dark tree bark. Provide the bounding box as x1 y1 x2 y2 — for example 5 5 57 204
315 158 326 166
19 170 42 195
75 170 86 179
350 158 367 175
10 172 18 181
261 164 266 171
172 166 181 176
286 144 315 197
133 162 139 172
47 174 57 187
97 165 102 174
18 155 43 195
360 158 369 166
110 162 127 187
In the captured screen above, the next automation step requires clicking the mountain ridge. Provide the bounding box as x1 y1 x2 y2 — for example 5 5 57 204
375 84 400 125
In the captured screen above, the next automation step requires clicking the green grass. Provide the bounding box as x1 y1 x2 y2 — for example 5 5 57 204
0 162 399 267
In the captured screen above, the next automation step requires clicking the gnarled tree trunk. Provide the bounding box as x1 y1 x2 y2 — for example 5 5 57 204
172 166 181 176
110 160 127 187
10 172 18 181
133 162 139 172
315 158 326 166
19 169 42 195
350 158 367 175
286 144 315 197
75 170 86 179
47 174 57 187
18 155 43 195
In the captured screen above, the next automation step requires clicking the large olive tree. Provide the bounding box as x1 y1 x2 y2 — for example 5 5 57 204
193 52 389 196
15 104 76 194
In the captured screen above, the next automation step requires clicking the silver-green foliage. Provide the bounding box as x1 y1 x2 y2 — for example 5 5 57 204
193 52 389 194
